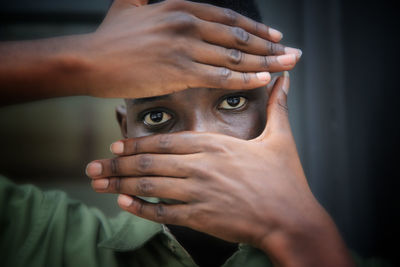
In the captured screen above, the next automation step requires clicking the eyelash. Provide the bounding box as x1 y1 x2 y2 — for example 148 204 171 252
140 94 249 128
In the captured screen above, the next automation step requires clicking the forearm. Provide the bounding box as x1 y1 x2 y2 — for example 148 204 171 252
0 34 93 105
259 206 355 267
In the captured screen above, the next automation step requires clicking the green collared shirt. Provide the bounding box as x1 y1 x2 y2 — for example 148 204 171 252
0 176 391 267
0 176 273 267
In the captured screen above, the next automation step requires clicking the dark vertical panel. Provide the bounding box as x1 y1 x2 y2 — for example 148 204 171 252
302 0 352 242
342 0 399 263
260 0 398 263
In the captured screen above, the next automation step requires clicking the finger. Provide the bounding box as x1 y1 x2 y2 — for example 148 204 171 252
266 75 280 96
91 176 191 201
118 194 190 225
174 0 283 42
196 20 300 57
86 154 192 178
257 71 291 139
191 63 271 90
192 42 298 72
110 131 229 156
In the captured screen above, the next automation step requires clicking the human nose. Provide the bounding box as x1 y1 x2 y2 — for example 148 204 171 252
185 112 217 133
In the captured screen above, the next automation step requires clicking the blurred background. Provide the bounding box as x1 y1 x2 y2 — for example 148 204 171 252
0 0 398 265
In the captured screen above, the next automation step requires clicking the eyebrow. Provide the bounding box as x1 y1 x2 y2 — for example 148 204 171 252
126 94 172 105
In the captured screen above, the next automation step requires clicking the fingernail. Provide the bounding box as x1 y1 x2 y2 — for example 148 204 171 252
92 179 109 190
282 71 290 94
118 194 133 207
277 54 296 66
256 72 271 82
285 47 302 60
110 141 124 154
296 49 303 60
86 162 102 177
269 27 283 40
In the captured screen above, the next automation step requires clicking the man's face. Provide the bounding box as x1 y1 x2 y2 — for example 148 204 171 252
118 87 267 140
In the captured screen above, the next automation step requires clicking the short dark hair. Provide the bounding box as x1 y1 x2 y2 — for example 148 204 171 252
149 0 261 22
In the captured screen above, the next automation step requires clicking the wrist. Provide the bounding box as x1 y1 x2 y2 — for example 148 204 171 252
73 31 137 98
258 206 355 267
48 33 95 96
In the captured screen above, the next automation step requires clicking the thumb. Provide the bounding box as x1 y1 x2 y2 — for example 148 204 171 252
255 71 291 141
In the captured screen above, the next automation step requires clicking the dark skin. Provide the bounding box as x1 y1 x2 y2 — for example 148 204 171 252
119 87 267 139
88 74 355 267
116 86 268 266
0 0 301 105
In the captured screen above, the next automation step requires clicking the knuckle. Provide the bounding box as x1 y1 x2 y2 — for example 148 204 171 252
136 201 145 215
189 162 205 177
110 158 119 175
109 177 121 192
167 12 197 31
223 8 238 24
136 178 155 196
260 56 272 68
155 204 167 219
164 208 180 224
133 140 140 154
172 57 192 75
206 67 233 87
242 73 250 84
164 0 185 10
158 134 173 151
211 67 232 87
170 37 187 53
266 41 275 54
136 155 153 173
199 133 228 152
187 187 202 202
228 49 243 65
166 211 179 224
208 140 225 152
276 98 289 114
167 39 191 67
219 67 232 81
190 158 212 178
232 27 249 44
213 140 232 155
266 42 284 54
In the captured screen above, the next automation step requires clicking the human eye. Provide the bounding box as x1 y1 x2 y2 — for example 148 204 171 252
218 95 247 110
142 110 172 126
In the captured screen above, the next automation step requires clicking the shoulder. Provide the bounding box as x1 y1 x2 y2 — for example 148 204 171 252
0 176 162 267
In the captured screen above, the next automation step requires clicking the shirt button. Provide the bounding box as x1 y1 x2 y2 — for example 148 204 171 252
168 241 177 252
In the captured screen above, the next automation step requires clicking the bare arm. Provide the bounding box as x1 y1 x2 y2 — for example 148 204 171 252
0 35 93 104
86 73 354 267
0 0 301 106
